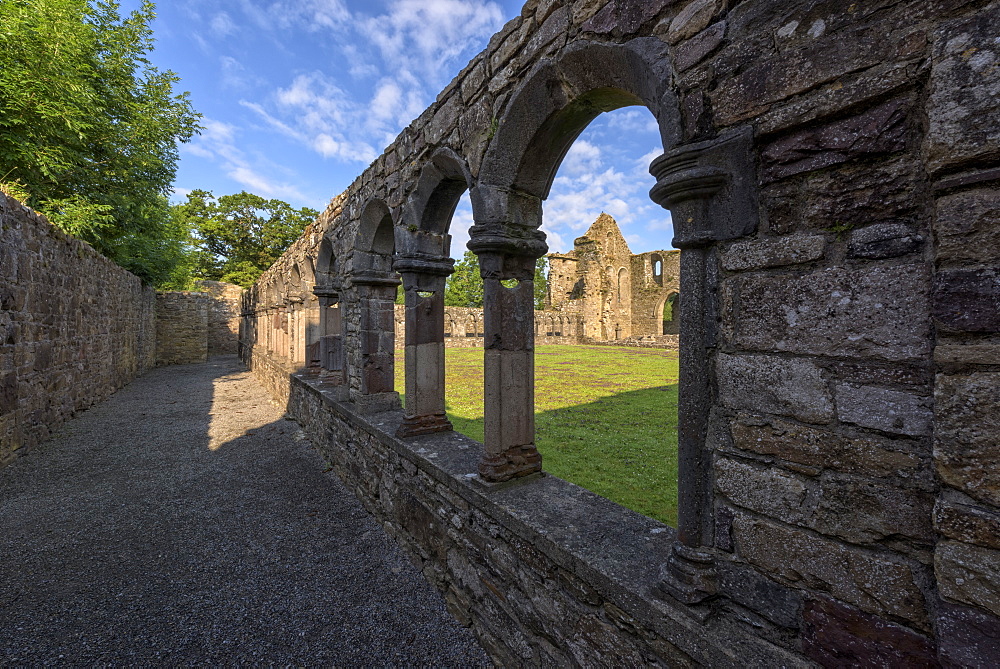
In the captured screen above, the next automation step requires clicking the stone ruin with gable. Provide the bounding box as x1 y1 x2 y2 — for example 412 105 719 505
3 0 1000 665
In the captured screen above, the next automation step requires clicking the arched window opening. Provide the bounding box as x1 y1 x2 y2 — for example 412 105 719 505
531 104 680 528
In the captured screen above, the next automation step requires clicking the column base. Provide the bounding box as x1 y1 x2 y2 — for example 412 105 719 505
478 445 542 483
654 542 717 605
396 412 453 438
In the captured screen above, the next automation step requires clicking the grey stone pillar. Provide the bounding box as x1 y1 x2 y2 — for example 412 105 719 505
394 255 455 438
648 128 758 604
468 186 548 482
351 272 402 413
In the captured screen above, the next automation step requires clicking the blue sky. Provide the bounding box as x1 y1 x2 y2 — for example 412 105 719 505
128 0 674 254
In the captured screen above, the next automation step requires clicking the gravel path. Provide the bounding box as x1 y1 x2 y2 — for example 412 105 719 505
0 356 489 666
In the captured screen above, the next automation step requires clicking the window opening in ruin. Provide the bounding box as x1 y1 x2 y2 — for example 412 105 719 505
533 105 680 526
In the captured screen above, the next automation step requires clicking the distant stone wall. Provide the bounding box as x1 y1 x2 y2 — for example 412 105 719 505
154 292 209 366
196 281 243 355
0 193 156 465
393 305 583 349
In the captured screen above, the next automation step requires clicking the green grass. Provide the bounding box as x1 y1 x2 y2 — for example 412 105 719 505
397 344 679 526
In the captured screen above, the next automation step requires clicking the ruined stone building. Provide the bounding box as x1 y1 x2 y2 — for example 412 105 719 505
547 212 680 339
4 0 1000 665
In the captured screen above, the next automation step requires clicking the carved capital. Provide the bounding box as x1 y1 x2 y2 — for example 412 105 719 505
393 253 455 277
350 271 402 288
649 127 758 249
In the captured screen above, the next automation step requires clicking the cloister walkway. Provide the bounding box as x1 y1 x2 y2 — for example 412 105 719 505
0 357 488 665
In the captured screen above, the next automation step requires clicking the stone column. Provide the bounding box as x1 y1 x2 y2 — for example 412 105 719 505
468 186 548 482
351 272 402 413
305 297 321 368
648 127 758 604
394 255 455 438
314 286 343 381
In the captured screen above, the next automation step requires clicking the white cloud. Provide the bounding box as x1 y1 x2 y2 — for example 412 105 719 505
210 12 237 37
181 117 308 201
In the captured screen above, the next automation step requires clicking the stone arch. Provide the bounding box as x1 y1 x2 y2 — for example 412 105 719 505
316 237 337 286
478 38 680 200
403 147 473 240
354 197 396 275
651 253 664 287
617 267 629 304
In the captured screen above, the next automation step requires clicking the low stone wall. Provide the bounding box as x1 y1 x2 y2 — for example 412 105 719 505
246 348 803 666
154 292 210 366
0 193 156 465
196 281 243 355
582 335 679 349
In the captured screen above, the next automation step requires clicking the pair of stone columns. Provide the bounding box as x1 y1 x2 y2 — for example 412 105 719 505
393 249 543 482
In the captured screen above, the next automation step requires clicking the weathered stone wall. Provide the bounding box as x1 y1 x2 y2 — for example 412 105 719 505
546 213 679 340
0 193 156 465
242 0 1000 664
155 292 210 366
196 281 244 355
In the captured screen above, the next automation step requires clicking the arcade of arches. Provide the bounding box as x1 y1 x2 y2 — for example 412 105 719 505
4 0 999 665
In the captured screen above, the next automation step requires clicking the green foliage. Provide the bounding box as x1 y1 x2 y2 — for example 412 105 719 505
0 0 200 285
397 345 680 525
443 251 548 309
444 250 483 307
173 189 318 288
534 255 548 310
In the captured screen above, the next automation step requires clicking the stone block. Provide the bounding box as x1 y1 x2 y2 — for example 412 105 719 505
932 268 1000 333
847 222 923 260
720 234 825 272
716 353 834 424
673 20 726 72
713 14 924 125
665 0 722 44
935 372 1000 506
935 189 1000 268
835 383 932 437
761 97 911 183
936 601 1000 668
802 596 937 667
714 456 808 523
934 343 1000 366
934 498 1000 550
734 265 931 363
730 414 924 478
814 476 934 544
717 559 803 628
762 155 921 236
582 0 670 36
936 540 1000 616
926 8 1000 173
732 513 927 625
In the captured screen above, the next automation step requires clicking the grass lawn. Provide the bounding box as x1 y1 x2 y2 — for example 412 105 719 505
396 344 679 526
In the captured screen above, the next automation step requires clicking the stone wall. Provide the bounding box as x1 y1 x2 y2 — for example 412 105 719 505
0 193 156 465
196 281 244 355
155 292 210 366
393 305 583 349
241 0 1000 664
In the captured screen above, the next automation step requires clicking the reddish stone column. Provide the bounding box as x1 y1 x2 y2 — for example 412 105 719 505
395 255 455 438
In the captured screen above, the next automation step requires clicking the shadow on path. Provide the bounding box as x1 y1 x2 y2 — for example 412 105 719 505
0 356 488 666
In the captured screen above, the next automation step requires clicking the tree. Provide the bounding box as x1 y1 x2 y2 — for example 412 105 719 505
0 0 200 284
443 251 548 309
444 251 484 307
173 190 319 288
534 256 548 310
